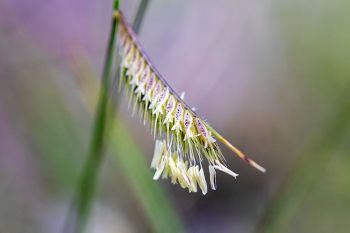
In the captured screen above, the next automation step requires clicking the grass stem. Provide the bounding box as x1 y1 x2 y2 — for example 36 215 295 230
132 0 150 33
64 1 120 233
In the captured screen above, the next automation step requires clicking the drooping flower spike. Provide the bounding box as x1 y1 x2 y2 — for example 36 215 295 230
115 11 265 195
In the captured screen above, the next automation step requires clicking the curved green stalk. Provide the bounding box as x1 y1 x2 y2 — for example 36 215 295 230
72 52 185 233
64 1 120 233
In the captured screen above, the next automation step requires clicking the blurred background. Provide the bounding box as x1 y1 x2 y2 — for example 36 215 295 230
1 0 350 232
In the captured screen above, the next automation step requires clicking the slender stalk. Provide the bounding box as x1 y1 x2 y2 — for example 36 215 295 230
65 0 153 232
132 0 150 33
206 124 266 173
64 2 120 233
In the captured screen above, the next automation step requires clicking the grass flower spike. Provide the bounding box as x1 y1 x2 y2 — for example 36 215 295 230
116 11 265 195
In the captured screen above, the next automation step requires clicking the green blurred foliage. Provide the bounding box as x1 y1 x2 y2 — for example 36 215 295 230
257 1 350 232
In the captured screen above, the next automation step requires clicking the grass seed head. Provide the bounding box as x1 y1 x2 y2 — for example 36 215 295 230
116 11 265 194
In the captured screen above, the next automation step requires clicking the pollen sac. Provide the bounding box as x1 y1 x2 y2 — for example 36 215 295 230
187 167 197 192
176 159 191 188
151 140 166 169
187 165 207 195
151 140 208 194
198 167 208 195
212 160 239 179
208 165 217 190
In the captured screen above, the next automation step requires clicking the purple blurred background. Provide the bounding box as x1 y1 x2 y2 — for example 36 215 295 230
1 0 349 232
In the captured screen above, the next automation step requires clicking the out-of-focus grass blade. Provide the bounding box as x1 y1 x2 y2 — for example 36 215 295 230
109 120 185 233
256 89 350 233
65 2 121 232
72 53 185 233
70 1 161 232
256 1 350 232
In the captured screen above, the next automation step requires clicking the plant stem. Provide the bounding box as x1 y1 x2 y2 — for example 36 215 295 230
64 2 120 233
66 0 154 232
132 0 150 33
206 124 266 173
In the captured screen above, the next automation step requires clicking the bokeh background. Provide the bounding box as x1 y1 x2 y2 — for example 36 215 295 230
1 0 350 232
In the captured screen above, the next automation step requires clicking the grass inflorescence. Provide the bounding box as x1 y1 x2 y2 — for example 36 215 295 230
116 11 266 195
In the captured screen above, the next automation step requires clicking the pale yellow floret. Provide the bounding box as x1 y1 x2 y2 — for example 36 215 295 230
128 53 142 86
208 165 217 190
198 167 208 195
187 166 198 193
151 140 165 169
176 159 191 188
183 111 195 142
152 88 169 116
187 165 207 195
212 160 239 179
153 155 167 180
171 103 184 132
142 74 156 102
148 83 163 110
134 66 150 97
163 95 176 126
122 43 135 68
